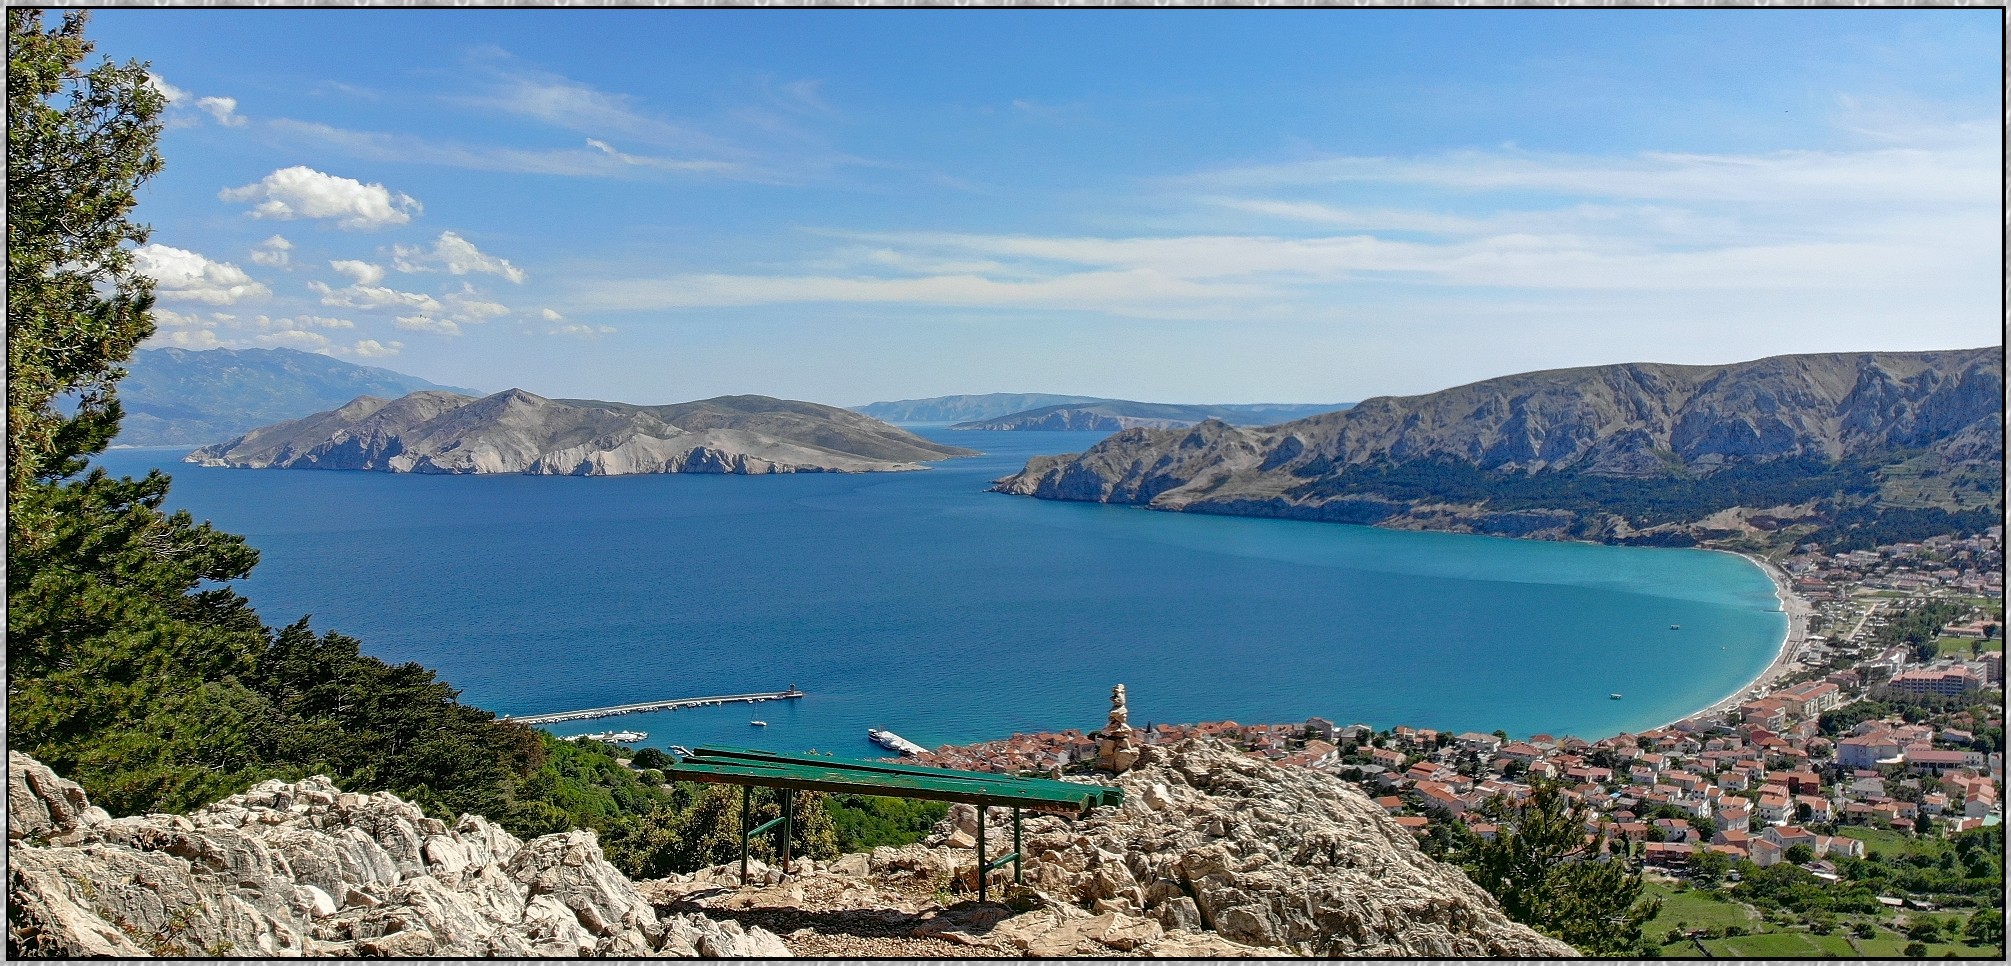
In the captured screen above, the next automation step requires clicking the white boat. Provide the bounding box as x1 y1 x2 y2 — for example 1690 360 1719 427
750 720 767 727
576 729 648 743
1609 693 1624 700
867 728 928 757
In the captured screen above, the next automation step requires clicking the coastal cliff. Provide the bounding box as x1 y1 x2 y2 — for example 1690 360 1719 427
186 390 976 475
7 741 1572 958
991 348 2003 546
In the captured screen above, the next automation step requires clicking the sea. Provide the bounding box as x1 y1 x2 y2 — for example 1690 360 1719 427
96 428 1785 757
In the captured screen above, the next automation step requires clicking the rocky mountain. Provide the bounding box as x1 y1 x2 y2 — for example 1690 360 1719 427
992 348 2004 546
112 347 480 446
8 740 1572 958
855 393 1113 424
186 390 977 475
953 400 1352 432
855 393 1350 427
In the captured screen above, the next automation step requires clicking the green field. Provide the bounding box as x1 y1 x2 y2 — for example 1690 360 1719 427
1936 636 2002 658
1699 930 1859 957
1838 826 1946 860
1848 923 2002 958
1642 882 1762 937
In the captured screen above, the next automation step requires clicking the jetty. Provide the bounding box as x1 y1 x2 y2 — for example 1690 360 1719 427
504 687 804 726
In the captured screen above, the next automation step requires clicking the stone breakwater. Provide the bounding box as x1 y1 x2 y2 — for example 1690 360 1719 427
8 739 1574 958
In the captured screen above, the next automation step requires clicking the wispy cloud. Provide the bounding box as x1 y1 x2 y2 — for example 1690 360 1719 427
565 125 1995 324
267 119 738 178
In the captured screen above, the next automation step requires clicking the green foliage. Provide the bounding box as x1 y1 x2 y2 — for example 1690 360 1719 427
1462 785 1660 955
6 8 166 501
826 794 950 852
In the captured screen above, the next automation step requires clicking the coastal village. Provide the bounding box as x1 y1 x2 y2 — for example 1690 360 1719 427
912 528 2005 954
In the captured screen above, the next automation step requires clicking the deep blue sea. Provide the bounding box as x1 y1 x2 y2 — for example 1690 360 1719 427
97 429 1784 757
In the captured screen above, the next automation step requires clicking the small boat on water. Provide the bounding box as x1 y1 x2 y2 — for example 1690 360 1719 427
1610 693 1624 700
750 720 767 727
1670 624 1681 630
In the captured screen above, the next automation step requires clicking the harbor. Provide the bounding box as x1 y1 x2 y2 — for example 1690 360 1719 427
504 687 805 726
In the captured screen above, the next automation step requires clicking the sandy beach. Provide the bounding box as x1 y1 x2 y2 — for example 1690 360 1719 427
1654 550 1815 731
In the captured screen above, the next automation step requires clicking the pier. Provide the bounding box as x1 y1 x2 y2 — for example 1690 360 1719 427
504 687 804 726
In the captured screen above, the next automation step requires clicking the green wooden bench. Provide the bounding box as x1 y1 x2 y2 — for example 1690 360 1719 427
666 745 1125 901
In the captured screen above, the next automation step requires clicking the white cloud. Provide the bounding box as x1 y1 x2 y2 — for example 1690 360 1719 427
547 323 616 338
269 119 738 179
158 328 225 349
195 95 246 127
344 338 402 358
146 74 187 104
392 231 526 283
308 279 441 313
329 259 385 286
220 166 422 230
395 315 462 336
133 244 270 305
539 307 565 321
250 235 293 267
142 309 402 359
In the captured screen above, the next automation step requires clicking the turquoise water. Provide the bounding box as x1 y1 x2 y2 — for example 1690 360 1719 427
96 429 1784 756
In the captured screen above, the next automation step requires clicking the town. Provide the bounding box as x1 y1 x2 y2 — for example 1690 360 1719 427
914 528 2005 957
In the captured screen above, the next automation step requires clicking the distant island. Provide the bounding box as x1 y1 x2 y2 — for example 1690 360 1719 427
993 347 2004 551
950 399 1353 431
188 389 977 475
114 346 481 446
853 392 1351 429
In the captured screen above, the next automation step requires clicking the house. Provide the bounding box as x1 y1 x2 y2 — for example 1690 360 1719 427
1906 748 1972 776
1795 795 1833 823
1716 801 1752 833
1749 837 1785 867
1454 731 1502 754
1756 792 1792 826
1838 733 1903 770
1642 842 1693 867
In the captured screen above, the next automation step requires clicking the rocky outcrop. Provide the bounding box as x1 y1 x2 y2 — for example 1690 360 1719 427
992 348 2003 542
649 739 1572 958
1001 740 1572 957
186 390 975 475
5 752 786 958
10 742 1571 958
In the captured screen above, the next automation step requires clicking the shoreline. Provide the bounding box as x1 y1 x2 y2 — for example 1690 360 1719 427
1650 549 1813 732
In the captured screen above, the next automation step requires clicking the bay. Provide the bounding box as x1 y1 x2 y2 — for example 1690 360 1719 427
96 428 1785 757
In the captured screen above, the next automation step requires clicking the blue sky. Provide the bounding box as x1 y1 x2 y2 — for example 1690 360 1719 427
90 8 2002 406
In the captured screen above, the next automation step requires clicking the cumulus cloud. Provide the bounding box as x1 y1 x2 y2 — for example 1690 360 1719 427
308 279 441 313
395 315 462 336
250 235 293 267
346 339 402 358
392 231 526 283
220 166 422 230
329 259 386 286
140 308 389 359
195 96 246 127
133 244 270 305
146 74 187 104
539 308 565 321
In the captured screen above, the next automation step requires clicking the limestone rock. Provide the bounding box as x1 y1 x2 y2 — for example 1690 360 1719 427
4 753 785 958
1005 738 1576 957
